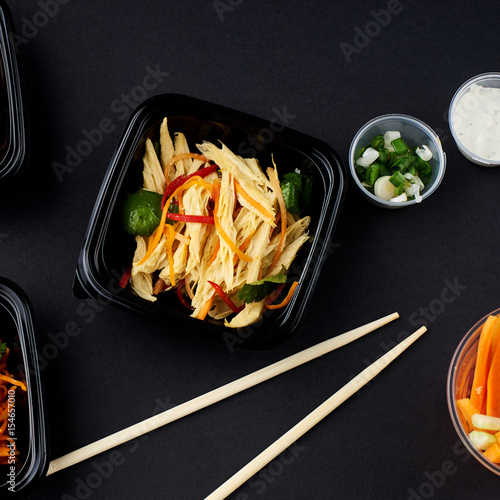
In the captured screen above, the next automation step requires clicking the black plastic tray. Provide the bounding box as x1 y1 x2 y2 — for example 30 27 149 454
0 277 48 498
74 94 346 349
0 1 28 185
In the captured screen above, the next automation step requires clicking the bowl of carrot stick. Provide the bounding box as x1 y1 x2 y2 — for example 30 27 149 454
447 309 500 475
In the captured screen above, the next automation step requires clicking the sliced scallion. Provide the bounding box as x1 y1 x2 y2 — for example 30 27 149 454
391 137 409 155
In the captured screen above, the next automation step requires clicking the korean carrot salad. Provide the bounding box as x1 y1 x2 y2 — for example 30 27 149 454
0 341 26 464
120 118 312 328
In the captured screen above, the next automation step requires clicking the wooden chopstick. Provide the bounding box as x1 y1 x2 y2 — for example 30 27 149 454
46 312 399 476
204 325 427 500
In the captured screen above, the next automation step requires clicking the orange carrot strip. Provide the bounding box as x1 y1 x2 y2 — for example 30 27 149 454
471 316 498 414
487 331 500 418
266 281 299 310
164 225 176 287
484 442 500 463
234 180 274 221
198 293 215 321
137 177 212 265
213 179 252 263
267 167 287 270
0 375 26 392
164 153 209 180
233 230 256 265
457 398 481 432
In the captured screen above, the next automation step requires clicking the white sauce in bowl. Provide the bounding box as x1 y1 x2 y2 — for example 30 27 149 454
453 83 500 161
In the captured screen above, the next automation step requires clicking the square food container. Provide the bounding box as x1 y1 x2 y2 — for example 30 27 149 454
0 1 29 185
0 277 48 497
74 94 346 349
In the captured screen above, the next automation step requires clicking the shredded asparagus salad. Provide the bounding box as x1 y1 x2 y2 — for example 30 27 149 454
121 117 312 328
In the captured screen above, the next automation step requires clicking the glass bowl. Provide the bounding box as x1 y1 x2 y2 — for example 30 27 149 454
449 72 500 167
74 93 346 350
446 308 500 476
348 114 446 209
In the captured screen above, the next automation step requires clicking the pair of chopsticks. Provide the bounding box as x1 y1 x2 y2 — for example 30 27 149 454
46 312 426 500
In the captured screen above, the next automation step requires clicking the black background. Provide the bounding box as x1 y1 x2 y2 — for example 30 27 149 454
2 0 500 499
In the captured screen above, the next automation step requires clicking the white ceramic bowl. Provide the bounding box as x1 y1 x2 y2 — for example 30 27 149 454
449 72 500 167
349 114 446 209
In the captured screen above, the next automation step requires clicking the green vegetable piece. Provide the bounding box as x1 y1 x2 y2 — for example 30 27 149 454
415 156 432 182
280 171 313 217
391 138 409 155
371 134 384 150
280 180 301 216
122 189 163 237
395 184 406 196
389 171 406 188
377 148 389 163
393 154 414 173
0 342 6 355
379 164 392 177
237 266 287 304
406 164 417 176
355 165 367 180
364 164 380 187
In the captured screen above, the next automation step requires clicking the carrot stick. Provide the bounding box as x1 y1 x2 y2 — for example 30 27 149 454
198 293 215 321
484 442 500 463
487 330 500 418
457 398 480 431
470 316 498 414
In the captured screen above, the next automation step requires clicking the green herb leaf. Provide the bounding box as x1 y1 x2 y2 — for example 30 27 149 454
280 171 313 217
237 266 287 304
0 342 6 355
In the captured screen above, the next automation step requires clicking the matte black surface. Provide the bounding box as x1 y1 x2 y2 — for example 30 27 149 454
0 0 499 499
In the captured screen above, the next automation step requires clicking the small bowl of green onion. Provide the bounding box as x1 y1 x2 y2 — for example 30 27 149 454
348 114 446 209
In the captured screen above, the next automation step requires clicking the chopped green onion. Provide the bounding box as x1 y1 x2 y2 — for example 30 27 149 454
371 134 384 150
379 164 392 177
377 148 389 163
391 138 409 155
364 164 380 186
389 171 406 188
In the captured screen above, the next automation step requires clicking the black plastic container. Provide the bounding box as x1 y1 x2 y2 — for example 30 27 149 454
0 277 48 498
74 94 346 349
0 1 28 185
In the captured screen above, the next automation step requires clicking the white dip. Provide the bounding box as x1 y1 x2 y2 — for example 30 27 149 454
453 83 500 161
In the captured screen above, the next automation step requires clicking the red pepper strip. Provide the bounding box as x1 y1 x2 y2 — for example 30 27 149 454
207 281 244 314
177 279 194 310
167 213 215 224
161 164 219 210
119 265 132 289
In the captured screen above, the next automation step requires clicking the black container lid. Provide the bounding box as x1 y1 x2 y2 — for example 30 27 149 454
0 1 29 184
